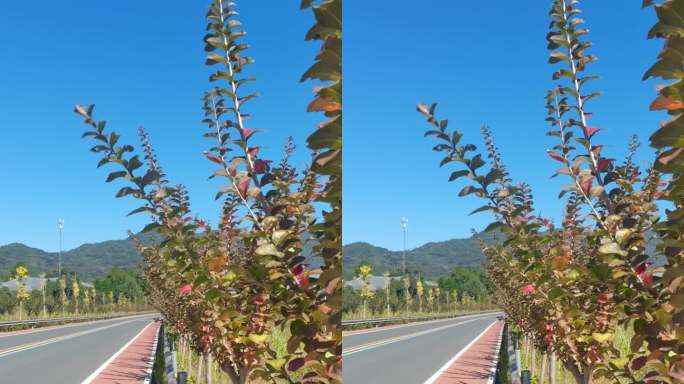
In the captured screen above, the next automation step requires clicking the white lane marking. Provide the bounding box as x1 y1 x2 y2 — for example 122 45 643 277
0 313 156 339
423 320 499 384
342 316 497 356
486 324 505 384
343 311 502 337
0 318 149 358
143 324 161 384
80 321 155 384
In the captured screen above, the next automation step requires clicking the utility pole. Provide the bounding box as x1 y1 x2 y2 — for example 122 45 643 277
57 219 64 277
401 217 408 276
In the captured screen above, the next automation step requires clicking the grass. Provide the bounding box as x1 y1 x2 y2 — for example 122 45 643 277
342 305 499 321
517 323 642 384
173 322 310 384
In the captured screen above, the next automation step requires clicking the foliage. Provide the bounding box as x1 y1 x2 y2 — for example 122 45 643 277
93 268 146 304
73 1 341 383
417 1 683 383
437 267 491 302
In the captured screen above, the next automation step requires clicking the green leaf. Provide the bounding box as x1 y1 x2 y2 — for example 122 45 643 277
469 205 493 215
248 334 269 345
483 222 504 233
106 171 128 183
449 170 470 181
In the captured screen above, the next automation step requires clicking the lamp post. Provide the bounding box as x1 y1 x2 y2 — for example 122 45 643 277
401 217 408 276
57 219 64 277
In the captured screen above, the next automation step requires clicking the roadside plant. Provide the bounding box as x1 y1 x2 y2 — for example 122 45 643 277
82 287 90 312
59 276 67 314
416 279 424 313
39 272 46 317
15 265 30 320
417 1 682 383
384 271 391 316
74 0 341 382
72 280 80 314
357 264 374 319
403 275 412 313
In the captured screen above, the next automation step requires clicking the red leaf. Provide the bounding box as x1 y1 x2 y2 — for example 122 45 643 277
237 178 250 196
597 158 612 172
591 145 604 156
640 271 653 287
203 152 223 165
580 177 593 195
240 128 256 140
650 96 684 111
583 126 601 137
521 284 535 295
631 356 647 370
296 272 310 289
307 97 341 112
288 358 305 372
247 146 260 158
634 262 648 275
547 151 566 163
179 284 192 296
291 264 304 276
254 159 270 174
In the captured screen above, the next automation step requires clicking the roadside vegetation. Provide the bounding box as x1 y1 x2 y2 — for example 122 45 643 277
342 264 496 320
73 1 341 383
0 264 149 321
418 1 683 383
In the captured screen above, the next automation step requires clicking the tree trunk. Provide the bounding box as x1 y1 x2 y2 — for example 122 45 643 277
187 347 193 378
548 352 556 384
582 365 593 384
222 363 249 384
197 354 203 384
564 362 593 384
204 353 212 384
539 352 547 384
531 346 536 378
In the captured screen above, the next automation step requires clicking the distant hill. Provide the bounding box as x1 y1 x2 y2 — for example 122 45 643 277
0 232 160 282
344 229 665 281
0 231 319 282
343 231 503 280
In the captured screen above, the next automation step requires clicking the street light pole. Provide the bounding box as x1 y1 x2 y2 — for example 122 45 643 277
57 219 64 277
401 217 408 276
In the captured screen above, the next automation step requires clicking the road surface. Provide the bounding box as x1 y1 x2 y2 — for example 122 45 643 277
0 313 157 384
343 312 502 384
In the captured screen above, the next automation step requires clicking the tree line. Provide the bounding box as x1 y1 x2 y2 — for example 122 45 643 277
0 264 148 320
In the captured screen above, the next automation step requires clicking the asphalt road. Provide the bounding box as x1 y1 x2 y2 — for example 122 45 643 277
0 314 157 384
342 312 501 384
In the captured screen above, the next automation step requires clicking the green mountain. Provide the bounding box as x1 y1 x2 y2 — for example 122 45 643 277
343 232 503 280
0 231 319 282
344 229 665 281
0 232 160 281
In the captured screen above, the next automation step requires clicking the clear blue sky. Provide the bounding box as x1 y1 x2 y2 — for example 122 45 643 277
344 2 663 250
0 1 318 251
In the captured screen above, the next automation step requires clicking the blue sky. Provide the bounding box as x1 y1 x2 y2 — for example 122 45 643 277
344 1 664 250
0 1 318 251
